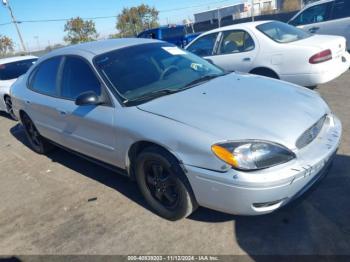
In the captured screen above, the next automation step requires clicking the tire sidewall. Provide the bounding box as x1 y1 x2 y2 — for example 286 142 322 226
22 114 48 154
135 148 195 220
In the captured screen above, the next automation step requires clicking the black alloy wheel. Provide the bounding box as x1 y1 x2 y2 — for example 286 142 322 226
144 160 180 209
21 113 53 154
135 146 198 220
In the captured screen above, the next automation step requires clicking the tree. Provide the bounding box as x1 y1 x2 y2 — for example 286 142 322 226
116 4 159 37
0 35 14 56
64 17 98 44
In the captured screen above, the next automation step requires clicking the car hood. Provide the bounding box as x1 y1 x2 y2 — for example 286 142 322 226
137 73 329 150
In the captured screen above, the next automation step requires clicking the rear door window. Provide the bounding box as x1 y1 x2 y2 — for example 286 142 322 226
30 57 61 96
332 0 350 20
186 33 219 57
60 56 101 100
218 30 255 55
0 58 37 80
290 2 333 26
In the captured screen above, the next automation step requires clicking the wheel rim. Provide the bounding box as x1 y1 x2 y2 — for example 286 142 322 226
5 97 16 119
23 116 41 147
144 160 180 210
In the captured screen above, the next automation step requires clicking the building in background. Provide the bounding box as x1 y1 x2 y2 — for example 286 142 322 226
251 0 279 15
193 3 245 23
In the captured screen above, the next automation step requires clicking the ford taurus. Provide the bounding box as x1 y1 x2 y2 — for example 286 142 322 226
11 39 342 220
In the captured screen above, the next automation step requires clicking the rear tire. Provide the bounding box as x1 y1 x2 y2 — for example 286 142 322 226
135 146 198 220
250 68 279 79
4 96 17 121
306 85 317 90
21 113 54 154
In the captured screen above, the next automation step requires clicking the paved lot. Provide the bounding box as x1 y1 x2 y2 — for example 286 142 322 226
0 71 350 256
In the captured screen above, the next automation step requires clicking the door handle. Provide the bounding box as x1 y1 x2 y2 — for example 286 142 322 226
243 57 251 62
309 27 320 33
25 100 31 104
56 108 69 116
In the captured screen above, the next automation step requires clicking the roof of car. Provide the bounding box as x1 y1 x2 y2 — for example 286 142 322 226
304 0 334 7
0 55 38 65
200 20 273 35
46 38 163 57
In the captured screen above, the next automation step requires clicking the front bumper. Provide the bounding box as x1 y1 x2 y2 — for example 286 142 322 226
185 114 342 215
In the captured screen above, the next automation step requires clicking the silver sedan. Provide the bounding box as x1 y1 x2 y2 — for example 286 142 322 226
11 39 342 220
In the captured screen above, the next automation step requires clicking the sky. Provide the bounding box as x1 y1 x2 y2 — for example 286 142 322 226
0 0 242 52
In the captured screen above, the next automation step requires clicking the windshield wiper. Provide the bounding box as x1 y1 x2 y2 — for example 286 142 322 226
184 74 224 88
123 89 179 105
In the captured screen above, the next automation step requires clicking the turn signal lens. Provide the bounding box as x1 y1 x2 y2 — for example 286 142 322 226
211 145 238 167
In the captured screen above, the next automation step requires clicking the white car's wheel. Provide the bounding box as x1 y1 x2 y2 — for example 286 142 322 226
4 96 17 121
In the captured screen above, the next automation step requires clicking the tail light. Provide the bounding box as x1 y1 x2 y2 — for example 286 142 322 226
309 49 332 64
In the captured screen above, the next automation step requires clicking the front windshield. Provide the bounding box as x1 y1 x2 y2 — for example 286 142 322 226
94 43 224 103
256 21 311 43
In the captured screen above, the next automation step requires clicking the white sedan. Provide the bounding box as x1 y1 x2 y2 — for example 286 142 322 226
185 21 350 87
0 55 37 120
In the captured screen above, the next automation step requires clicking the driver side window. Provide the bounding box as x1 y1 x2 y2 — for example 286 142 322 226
60 56 102 100
291 3 332 26
187 33 219 57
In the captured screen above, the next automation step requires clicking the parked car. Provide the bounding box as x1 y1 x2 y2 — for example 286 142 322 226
11 39 341 220
0 55 37 120
137 25 200 47
289 0 350 51
185 21 350 87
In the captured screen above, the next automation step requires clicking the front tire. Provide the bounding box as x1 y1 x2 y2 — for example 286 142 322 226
21 113 54 154
135 147 198 220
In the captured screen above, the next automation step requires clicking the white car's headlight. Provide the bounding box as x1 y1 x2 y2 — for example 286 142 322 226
211 141 295 171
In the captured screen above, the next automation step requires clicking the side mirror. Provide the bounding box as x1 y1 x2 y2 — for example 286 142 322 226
205 58 214 65
75 91 102 106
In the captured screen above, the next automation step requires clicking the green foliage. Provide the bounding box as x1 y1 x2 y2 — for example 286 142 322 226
64 17 98 44
0 35 14 56
116 4 159 37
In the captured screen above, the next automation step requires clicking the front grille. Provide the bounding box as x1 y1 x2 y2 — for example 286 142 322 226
296 115 327 149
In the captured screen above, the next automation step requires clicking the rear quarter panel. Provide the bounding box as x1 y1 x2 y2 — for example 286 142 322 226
252 33 316 76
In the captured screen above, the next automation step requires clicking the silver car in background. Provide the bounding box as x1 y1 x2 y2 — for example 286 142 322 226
289 0 350 51
11 39 342 220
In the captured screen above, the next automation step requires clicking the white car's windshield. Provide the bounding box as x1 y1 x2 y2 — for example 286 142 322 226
94 43 225 104
256 21 311 43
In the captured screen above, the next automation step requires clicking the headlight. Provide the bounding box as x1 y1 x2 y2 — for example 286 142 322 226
211 141 295 171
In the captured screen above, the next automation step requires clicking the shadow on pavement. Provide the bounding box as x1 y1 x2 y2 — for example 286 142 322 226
10 123 151 214
0 111 15 121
